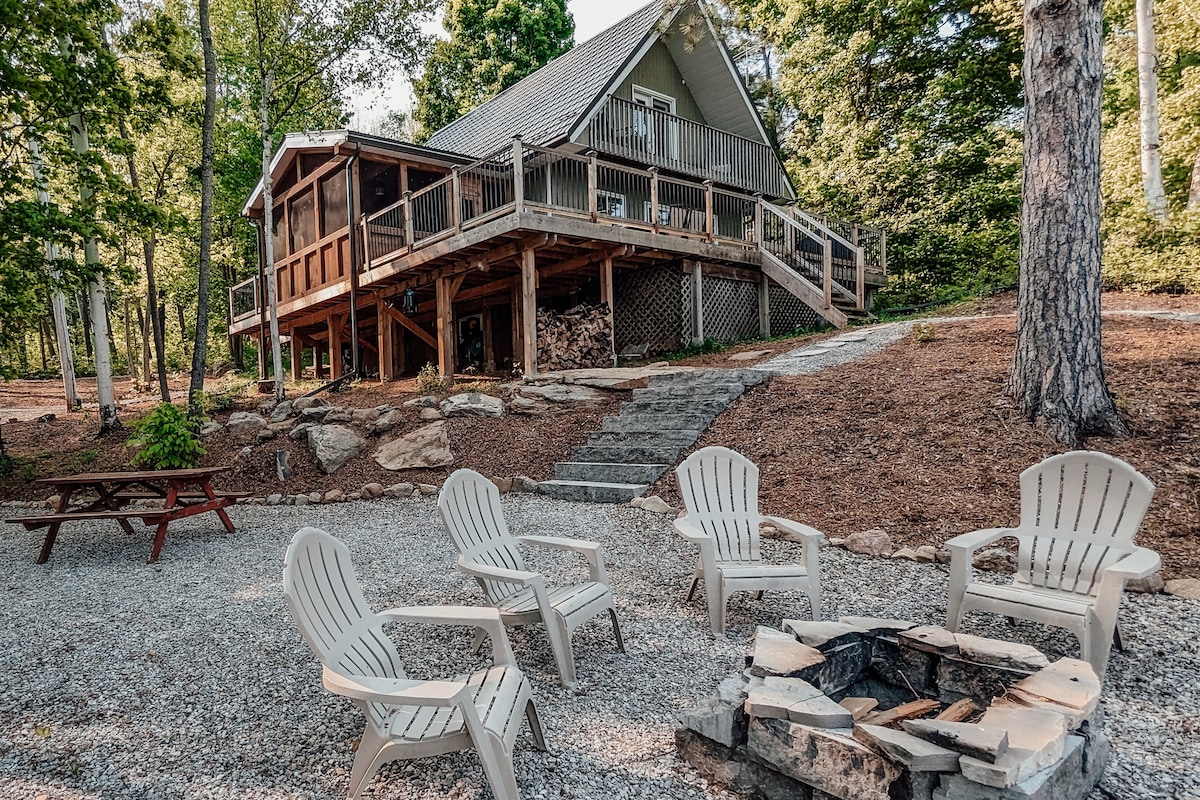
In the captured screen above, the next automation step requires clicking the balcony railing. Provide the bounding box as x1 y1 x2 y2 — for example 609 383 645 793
586 96 789 198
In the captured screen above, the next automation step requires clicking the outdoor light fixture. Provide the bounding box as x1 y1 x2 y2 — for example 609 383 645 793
401 288 416 314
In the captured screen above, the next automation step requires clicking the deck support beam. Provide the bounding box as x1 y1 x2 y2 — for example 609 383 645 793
436 275 455 380
600 256 615 361
688 260 704 345
377 298 395 382
520 247 537 376
327 315 344 379
758 274 771 338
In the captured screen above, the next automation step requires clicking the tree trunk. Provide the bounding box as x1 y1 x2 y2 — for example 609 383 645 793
26 136 80 409
1189 147 1200 211
1136 0 1167 220
260 72 286 401
138 303 152 386
1008 0 1125 447
175 301 189 362
123 295 139 389
190 0 217 417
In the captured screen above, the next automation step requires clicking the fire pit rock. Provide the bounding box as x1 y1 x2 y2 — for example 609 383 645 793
676 618 1107 800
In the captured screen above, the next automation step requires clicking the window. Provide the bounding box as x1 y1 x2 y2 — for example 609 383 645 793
597 190 626 218
289 188 317 252
630 85 679 160
320 170 348 235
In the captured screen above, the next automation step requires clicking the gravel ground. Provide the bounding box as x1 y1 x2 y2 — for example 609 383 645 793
1 496 1197 800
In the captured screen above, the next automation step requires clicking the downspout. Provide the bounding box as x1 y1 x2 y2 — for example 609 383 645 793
345 145 361 376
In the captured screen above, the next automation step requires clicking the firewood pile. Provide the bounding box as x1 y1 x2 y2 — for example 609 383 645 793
536 303 613 371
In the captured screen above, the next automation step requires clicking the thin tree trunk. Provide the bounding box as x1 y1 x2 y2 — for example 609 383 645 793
1008 0 1125 447
190 0 217 416
68 108 120 432
26 136 80 409
123 295 140 389
260 72 285 401
138 303 152 386
1136 0 1167 220
145 236 169 400
175 301 189 363
38 316 47 371
1189 148 1200 211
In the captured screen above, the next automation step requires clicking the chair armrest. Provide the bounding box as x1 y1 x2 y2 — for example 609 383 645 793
518 535 610 584
762 516 825 543
377 605 518 667
322 669 468 707
1103 547 1161 582
457 557 539 586
673 516 710 543
945 527 1013 556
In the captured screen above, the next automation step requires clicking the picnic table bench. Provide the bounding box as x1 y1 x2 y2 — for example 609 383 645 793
4 466 242 564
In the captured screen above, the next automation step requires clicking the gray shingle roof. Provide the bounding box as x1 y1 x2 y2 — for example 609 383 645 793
425 1 667 158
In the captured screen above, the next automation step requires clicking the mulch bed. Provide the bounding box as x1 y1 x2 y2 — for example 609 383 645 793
653 316 1200 579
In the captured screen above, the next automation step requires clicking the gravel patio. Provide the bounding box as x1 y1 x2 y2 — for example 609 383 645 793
1 496 1196 800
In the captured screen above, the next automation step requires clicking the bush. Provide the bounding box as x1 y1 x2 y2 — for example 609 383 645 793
129 403 205 470
416 363 447 396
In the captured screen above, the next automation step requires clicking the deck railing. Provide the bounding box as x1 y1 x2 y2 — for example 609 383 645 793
232 137 883 323
586 96 789 198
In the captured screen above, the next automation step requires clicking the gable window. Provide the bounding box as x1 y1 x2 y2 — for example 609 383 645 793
631 85 679 161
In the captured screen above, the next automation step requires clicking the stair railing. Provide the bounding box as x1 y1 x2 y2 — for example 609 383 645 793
759 200 861 310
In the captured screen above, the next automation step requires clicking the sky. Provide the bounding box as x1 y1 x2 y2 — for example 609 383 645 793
347 0 652 129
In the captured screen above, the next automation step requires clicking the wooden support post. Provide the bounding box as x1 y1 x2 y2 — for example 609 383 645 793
511 136 524 213
649 167 660 233
450 167 462 233
704 180 714 242
880 230 888 275
436 276 455 380
290 333 304 381
600 256 615 361
313 342 327 379
690 260 704 345
510 283 523 367
852 226 865 310
377 298 395 381
482 302 495 372
759 273 771 338
402 190 414 252
257 330 269 380
328 315 344 379
822 236 833 310
587 151 599 222
753 195 763 244
520 248 537 377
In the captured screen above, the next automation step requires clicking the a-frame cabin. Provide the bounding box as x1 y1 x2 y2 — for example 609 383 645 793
230 0 887 382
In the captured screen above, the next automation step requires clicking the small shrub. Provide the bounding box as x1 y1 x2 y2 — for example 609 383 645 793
416 363 447 396
129 403 205 470
911 322 936 343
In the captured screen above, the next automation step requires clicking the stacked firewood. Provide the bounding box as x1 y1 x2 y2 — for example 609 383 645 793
536 303 614 371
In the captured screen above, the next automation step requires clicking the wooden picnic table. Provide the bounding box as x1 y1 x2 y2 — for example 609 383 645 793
4 466 245 564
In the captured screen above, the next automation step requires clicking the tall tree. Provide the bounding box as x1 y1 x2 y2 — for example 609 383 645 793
189 0 217 416
1136 0 1167 219
412 0 574 139
1009 0 1125 446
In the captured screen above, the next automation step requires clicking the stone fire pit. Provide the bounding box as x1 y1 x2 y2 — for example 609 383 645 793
677 618 1108 800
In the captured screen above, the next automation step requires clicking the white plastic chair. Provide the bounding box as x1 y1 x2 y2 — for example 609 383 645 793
946 451 1160 677
673 446 824 635
283 527 545 800
438 468 624 688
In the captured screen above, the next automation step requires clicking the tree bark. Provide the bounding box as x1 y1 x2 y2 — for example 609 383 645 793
67 108 120 432
190 0 217 417
1136 0 1167 220
260 71 286 402
1009 0 1125 447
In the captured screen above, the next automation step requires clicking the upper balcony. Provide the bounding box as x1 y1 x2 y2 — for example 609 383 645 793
584 96 790 199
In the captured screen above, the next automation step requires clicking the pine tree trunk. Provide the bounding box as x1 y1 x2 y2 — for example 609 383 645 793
189 0 217 417
1008 0 1125 447
1136 0 1167 220
260 72 286 402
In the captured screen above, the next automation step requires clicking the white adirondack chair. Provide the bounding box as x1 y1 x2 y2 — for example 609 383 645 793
946 451 1160 677
438 468 625 688
674 446 824 635
283 527 545 800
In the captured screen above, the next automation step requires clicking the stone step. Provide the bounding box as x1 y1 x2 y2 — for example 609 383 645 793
633 384 745 401
600 413 714 433
572 444 686 465
587 429 701 448
649 369 769 388
554 462 670 484
537 480 649 504
622 399 729 416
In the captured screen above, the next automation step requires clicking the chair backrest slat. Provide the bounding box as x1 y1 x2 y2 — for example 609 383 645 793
1015 452 1154 596
677 446 761 564
439 469 527 603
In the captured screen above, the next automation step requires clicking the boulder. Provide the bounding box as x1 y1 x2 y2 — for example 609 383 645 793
973 547 1018 573
299 405 335 422
226 412 268 436
509 395 554 414
492 477 514 493
440 392 503 418
306 424 367 474
416 483 438 495
360 482 385 500
370 409 405 434
419 407 444 421
291 396 321 412
402 395 439 409
513 475 539 493
269 401 293 423
954 633 1050 671
307 491 322 504
275 450 293 481
383 483 415 498
1165 578 1200 600
892 547 919 560
680 674 751 748
1125 572 1164 593
266 493 283 506
914 545 938 563
289 422 315 441
352 407 382 426
749 626 826 678
518 384 602 403
199 421 222 437
844 528 892 556
323 407 354 424
374 422 454 470
639 495 677 515
323 489 345 503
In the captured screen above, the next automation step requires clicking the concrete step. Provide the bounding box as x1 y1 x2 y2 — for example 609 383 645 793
572 444 686 464
554 461 670 484
600 413 714 433
538 480 649 504
588 429 701 448
622 399 729 416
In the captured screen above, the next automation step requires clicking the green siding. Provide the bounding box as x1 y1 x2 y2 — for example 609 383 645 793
616 39 705 124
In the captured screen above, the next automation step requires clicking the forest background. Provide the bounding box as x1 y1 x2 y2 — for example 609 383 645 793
1 0 1198 386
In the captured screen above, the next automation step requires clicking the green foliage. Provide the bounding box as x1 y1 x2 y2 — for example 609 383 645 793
128 402 205 469
416 362 448 395
910 322 936 343
413 0 575 139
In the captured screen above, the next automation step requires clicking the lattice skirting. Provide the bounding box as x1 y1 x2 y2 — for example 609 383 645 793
768 283 821 336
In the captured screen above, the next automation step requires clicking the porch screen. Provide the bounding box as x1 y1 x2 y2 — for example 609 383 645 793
289 187 317 252
320 171 348 235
